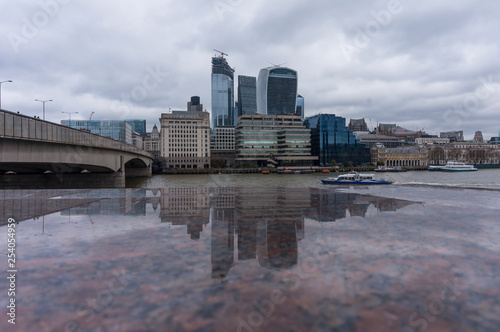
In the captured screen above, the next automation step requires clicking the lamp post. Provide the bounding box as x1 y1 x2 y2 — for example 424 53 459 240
62 111 78 125
0 80 13 110
35 99 52 120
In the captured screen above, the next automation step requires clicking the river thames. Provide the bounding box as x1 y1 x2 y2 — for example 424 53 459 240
1 170 499 331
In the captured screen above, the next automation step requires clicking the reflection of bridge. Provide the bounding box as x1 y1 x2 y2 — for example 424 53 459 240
0 109 153 188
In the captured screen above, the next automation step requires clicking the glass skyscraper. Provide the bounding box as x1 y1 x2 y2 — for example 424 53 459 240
237 75 257 119
211 56 234 129
61 120 132 145
305 114 370 166
125 119 146 137
257 67 298 116
296 95 304 120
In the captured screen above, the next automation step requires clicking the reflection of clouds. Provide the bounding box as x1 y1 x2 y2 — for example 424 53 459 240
1 187 420 279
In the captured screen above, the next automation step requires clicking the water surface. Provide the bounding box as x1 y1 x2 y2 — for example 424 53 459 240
1 186 499 331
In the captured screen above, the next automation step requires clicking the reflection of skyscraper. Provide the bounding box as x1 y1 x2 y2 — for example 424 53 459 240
210 187 236 278
211 216 235 278
211 55 235 129
237 220 257 260
257 219 298 270
257 67 298 115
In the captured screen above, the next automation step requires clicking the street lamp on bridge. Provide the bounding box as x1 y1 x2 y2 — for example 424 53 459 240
62 111 78 124
35 99 53 120
0 80 13 109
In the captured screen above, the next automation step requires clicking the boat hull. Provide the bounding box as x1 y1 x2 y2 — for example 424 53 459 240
441 169 477 172
321 179 392 185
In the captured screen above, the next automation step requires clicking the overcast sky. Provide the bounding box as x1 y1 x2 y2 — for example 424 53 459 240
1 0 499 139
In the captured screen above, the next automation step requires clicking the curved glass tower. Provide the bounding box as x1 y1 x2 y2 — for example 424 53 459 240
257 67 298 116
211 56 234 129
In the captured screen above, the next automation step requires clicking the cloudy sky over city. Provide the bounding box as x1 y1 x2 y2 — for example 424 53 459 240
1 0 499 139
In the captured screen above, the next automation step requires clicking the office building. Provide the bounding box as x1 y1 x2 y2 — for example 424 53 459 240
143 124 161 157
61 120 132 145
427 143 499 165
348 119 368 132
473 131 484 143
132 132 143 149
187 96 203 112
377 123 421 142
159 110 210 169
490 137 500 145
296 95 304 120
377 123 396 136
371 145 428 167
357 134 402 148
415 137 450 145
257 66 298 116
305 114 371 166
211 55 234 128
125 120 147 137
210 127 236 168
440 131 464 142
235 114 316 168
237 75 257 118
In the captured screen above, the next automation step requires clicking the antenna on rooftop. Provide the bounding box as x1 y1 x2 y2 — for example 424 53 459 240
213 49 228 58
268 61 287 67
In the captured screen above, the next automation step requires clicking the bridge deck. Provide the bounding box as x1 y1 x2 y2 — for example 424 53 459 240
0 109 150 157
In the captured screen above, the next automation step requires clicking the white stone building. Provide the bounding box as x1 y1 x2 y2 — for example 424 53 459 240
160 110 211 169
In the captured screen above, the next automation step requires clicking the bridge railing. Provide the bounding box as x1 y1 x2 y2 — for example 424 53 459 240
0 109 151 157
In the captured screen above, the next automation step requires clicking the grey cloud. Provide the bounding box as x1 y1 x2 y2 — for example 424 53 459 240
0 0 499 138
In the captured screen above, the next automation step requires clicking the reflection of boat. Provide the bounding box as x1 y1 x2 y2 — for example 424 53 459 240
428 165 444 171
278 169 315 174
441 161 478 172
374 166 407 172
321 172 392 185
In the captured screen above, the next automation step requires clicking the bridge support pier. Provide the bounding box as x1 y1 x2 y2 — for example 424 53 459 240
126 165 152 177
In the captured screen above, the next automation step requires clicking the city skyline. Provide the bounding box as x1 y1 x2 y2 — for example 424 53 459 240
1 1 499 140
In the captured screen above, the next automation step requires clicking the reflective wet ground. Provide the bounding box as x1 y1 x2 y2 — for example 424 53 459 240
1 186 499 331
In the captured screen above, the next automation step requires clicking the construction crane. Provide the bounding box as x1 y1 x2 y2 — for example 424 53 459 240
89 111 94 121
213 49 228 58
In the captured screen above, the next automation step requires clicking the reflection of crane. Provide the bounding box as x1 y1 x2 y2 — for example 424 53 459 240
213 49 228 58
89 111 94 120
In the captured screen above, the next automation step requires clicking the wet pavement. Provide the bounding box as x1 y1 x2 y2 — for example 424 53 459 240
0 186 499 331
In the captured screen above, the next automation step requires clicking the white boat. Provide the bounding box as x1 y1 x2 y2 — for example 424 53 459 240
321 172 392 185
441 161 478 172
